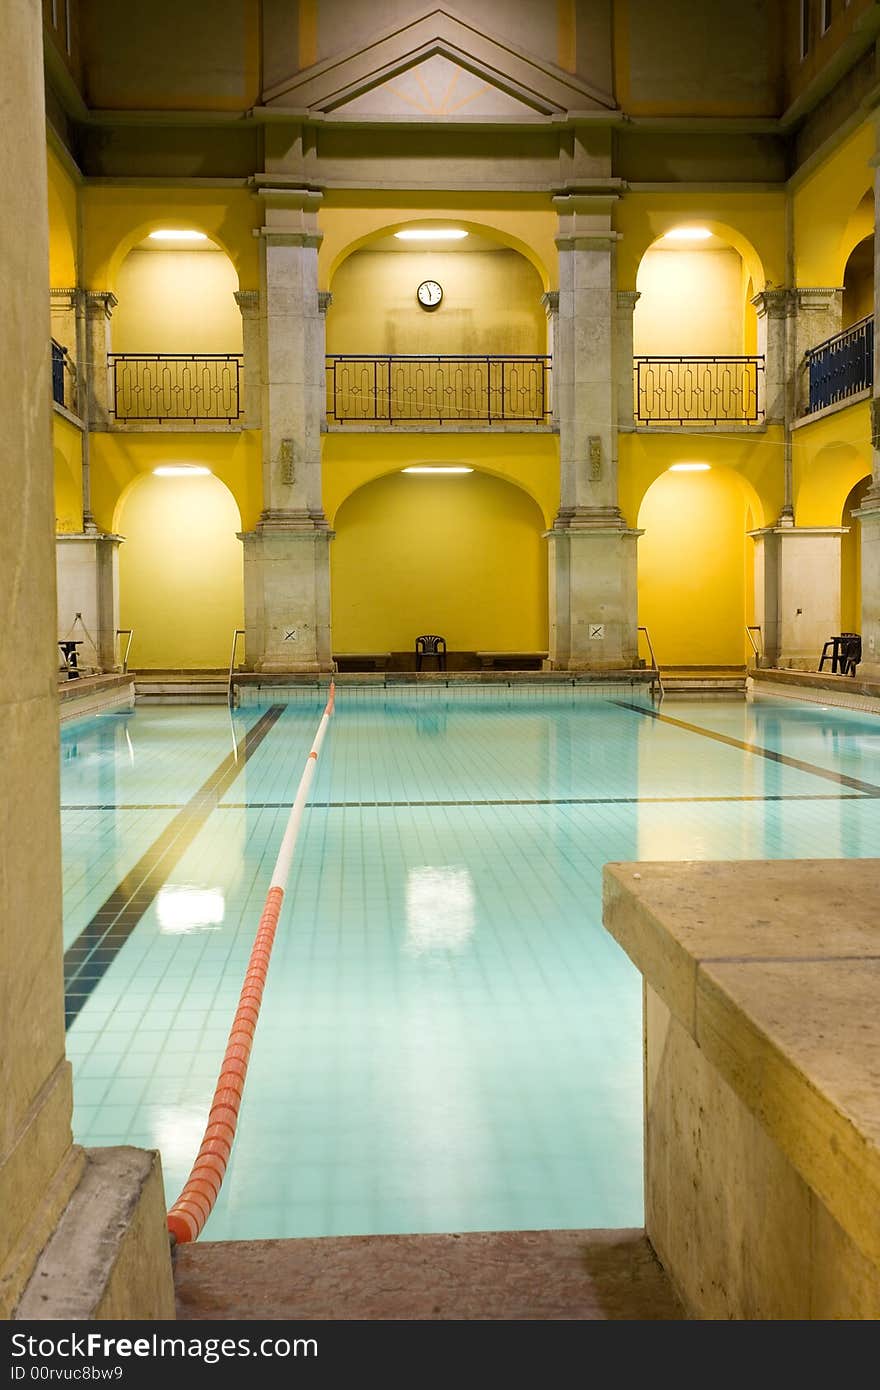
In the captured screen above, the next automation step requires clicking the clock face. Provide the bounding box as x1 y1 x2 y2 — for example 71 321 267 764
417 280 443 309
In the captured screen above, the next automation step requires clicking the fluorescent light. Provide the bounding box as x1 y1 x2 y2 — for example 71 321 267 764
402 466 473 474
670 462 711 472
660 227 712 242
148 229 208 241
394 228 468 241
153 465 212 477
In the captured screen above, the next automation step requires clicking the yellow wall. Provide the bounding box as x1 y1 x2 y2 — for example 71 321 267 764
322 431 559 528
792 401 872 525
80 185 260 290
117 472 244 669
112 249 242 354
618 429 778 532
842 234 873 326
327 249 545 356
841 476 871 632
331 469 547 652
634 246 747 355
792 120 874 285
89 431 262 535
319 194 557 291
615 190 786 291
637 466 755 666
53 414 83 532
47 146 79 286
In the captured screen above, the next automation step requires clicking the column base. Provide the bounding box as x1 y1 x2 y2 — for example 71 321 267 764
240 523 334 671
547 523 642 668
750 525 846 668
854 502 880 672
55 534 123 673
14 1148 175 1321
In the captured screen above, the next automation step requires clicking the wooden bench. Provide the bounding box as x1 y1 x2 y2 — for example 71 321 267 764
477 651 548 670
333 652 391 672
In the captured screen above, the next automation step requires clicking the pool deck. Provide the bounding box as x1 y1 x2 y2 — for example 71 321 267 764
603 858 880 1318
173 1228 685 1321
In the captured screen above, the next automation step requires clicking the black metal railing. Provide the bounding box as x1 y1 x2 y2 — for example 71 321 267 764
803 315 873 416
51 338 77 412
634 356 764 425
109 354 243 422
326 355 551 423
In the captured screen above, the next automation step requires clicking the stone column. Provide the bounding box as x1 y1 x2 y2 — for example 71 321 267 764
546 194 640 669
751 287 792 428
751 526 846 668
792 287 843 417
239 185 333 671
82 290 117 429
1 0 172 1319
855 134 880 677
55 535 123 672
233 289 261 429
541 290 558 427
615 290 640 431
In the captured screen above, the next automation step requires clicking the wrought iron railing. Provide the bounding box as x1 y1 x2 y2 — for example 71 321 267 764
634 356 764 425
803 315 873 416
109 354 243 422
326 354 551 423
51 338 77 412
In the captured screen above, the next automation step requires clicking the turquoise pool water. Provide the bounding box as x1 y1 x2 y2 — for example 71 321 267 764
60 687 880 1241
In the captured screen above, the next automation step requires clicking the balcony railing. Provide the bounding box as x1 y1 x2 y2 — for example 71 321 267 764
51 338 77 413
803 315 873 416
634 356 764 425
109 354 243 422
326 354 551 424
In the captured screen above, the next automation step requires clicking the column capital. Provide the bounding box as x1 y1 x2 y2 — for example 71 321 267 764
616 290 641 312
317 290 333 315
82 290 118 319
233 289 260 317
750 287 795 318
794 287 843 311
553 192 619 249
541 290 559 317
49 288 78 309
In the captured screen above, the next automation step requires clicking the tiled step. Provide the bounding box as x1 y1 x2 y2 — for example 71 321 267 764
173 1228 685 1321
134 673 228 704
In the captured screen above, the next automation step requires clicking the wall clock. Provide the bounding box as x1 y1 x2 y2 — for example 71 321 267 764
417 279 443 310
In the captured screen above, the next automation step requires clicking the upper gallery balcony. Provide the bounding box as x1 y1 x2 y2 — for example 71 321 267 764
800 315 873 420
325 354 551 427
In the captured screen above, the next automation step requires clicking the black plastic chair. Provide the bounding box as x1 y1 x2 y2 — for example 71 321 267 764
415 634 447 671
839 632 861 676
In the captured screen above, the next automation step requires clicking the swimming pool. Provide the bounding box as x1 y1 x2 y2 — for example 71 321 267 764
60 687 880 1241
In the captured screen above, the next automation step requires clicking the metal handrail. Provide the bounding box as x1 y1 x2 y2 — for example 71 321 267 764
637 625 665 702
325 353 551 423
745 625 763 662
116 628 133 673
228 628 245 708
633 354 764 425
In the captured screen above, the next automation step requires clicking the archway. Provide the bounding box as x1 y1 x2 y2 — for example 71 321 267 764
112 232 242 355
634 228 758 358
637 464 761 667
115 470 243 669
841 475 872 632
330 468 547 654
842 230 873 329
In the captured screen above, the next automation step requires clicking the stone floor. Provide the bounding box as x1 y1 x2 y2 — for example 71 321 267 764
174 1228 685 1321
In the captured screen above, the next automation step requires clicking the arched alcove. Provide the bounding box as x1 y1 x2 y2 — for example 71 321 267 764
634 228 758 358
841 475 872 632
637 464 761 666
842 231 874 328
330 468 547 653
111 233 242 355
116 470 243 669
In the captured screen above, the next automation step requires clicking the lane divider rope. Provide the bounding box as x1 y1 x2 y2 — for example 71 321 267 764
166 682 336 1245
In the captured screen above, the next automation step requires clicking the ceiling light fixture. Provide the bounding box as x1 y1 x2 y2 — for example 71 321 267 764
402 466 473 474
394 229 468 241
148 229 208 242
660 227 712 242
670 462 711 472
153 465 212 476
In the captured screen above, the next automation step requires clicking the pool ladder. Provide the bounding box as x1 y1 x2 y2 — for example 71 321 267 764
228 628 245 707
637 626 665 703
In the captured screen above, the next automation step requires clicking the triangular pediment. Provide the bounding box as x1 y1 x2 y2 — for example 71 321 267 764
263 8 617 120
